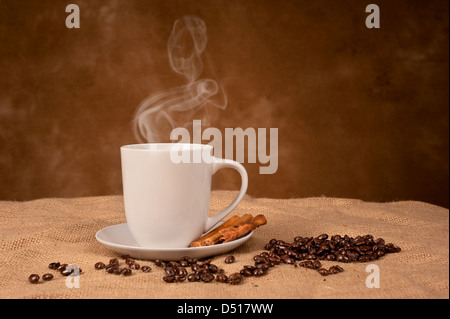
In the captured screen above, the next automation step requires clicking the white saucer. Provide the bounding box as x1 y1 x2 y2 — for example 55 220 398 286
95 223 253 261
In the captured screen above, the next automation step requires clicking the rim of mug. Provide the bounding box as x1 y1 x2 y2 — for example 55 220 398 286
121 143 213 152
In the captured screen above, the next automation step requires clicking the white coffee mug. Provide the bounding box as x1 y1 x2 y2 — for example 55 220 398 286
121 143 248 248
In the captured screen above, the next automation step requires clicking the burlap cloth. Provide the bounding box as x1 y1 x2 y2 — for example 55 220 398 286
0 191 448 299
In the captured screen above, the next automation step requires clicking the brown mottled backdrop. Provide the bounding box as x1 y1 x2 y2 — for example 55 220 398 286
0 0 448 207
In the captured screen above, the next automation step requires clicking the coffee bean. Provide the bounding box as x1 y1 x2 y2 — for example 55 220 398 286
328 266 340 274
386 243 401 253
154 259 164 267
268 255 281 265
57 264 68 272
106 264 118 273
200 273 214 283
141 266 152 272
196 267 208 276
163 275 175 283
253 268 267 276
189 263 199 272
240 268 253 277
176 266 187 276
335 265 344 272
129 263 140 270
176 275 186 282
164 267 175 276
188 273 200 282
28 274 40 284
208 264 219 274
256 263 270 270
95 262 106 270
109 258 119 265
253 255 267 264
216 273 228 283
228 273 243 285
122 268 132 276
42 273 54 281
125 258 135 266
113 268 123 275
62 268 74 276
200 259 212 266
105 267 114 274
48 262 60 270
167 261 179 269
318 268 329 276
225 255 236 264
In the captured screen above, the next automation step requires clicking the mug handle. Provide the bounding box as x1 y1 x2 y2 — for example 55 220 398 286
204 158 248 232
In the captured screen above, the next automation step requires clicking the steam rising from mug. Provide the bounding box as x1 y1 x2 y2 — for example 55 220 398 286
133 16 227 143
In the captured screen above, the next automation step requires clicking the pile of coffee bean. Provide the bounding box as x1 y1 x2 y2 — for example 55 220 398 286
28 234 400 285
264 234 401 276
153 233 401 284
94 255 152 276
154 255 243 285
28 261 82 284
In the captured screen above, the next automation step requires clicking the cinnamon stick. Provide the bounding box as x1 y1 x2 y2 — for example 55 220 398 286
189 214 252 247
201 213 253 246
219 214 267 243
189 214 268 247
